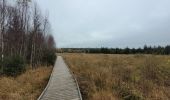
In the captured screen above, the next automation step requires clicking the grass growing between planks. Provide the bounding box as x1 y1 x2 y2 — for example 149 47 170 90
0 66 52 100
63 53 170 100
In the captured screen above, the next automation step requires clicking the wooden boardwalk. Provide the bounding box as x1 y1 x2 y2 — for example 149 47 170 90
38 56 82 100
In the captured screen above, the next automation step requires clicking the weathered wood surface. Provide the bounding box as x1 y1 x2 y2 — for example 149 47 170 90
38 56 82 100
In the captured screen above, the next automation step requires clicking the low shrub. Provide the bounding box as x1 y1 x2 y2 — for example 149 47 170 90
112 82 143 100
3 55 25 76
0 59 2 75
43 50 56 66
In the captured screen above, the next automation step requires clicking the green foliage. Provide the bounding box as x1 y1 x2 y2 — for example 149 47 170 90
3 55 26 76
60 45 170 55
0 59 3 75
165 45 170 55
43 50 56 66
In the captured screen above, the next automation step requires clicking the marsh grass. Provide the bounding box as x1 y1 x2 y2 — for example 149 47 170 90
63 53 170 100
0 66 52 100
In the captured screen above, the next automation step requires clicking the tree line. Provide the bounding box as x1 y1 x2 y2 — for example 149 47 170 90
59 45 170 55
0 0 56 76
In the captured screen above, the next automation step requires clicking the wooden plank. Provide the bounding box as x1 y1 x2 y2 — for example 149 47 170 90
38 56 82 100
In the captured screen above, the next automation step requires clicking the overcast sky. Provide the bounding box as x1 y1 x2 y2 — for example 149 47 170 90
37 0 170 48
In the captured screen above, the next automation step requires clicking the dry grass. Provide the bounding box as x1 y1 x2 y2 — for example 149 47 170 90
63 53 170 100
0 66 52 100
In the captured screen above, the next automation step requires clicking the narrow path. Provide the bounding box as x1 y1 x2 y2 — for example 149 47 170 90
38 56 82 100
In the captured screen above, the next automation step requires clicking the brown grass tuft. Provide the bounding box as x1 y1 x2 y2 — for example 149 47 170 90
0 66 52 100
63 53 170 100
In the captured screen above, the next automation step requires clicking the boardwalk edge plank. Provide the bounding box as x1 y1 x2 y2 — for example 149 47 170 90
37 56 82 100
63 57 83 100
37 58 56 100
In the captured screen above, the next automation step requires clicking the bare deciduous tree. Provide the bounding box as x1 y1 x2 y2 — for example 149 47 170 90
0 0 56 73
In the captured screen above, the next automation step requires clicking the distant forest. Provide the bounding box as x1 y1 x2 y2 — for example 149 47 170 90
58 45 170 55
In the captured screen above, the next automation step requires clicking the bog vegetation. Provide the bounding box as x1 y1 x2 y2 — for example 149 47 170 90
0 0 56 76
0 66 52 100
0 0 56 99
63 53 170 100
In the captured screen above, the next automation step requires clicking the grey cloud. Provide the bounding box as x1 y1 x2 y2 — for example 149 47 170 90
37 0 170 48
